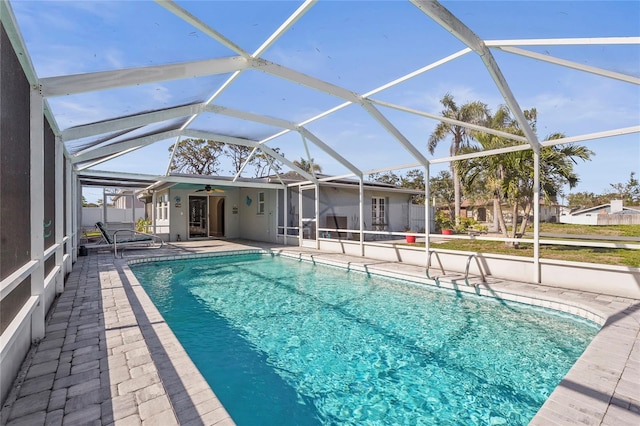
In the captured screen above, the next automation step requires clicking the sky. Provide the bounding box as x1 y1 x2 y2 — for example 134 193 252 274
7 0 640 204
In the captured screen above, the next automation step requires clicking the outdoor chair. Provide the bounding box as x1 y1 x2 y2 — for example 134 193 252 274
93 221 164 257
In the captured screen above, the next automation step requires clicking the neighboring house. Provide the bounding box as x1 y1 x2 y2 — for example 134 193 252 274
560 200 640 225
137 173 427 243
438 198 563 225
112 190 145 209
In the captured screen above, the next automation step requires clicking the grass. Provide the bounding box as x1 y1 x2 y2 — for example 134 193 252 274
420 223 640 267
537 223 640 237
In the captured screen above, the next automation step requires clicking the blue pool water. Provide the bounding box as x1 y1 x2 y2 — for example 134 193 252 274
131 253 599 425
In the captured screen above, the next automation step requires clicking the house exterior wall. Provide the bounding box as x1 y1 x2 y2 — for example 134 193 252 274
113 195 144 209
465 203 560 224
282 185 414 237
238 188 279 243
165 188 244 242
161 184 419 244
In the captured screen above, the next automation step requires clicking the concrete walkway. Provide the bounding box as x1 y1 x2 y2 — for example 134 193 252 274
1 240 639 425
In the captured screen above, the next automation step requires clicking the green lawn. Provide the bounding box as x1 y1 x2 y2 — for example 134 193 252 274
423 224 640 267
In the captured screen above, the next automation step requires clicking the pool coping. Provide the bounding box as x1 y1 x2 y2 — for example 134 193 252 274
2 241 638 425
127 245 640 425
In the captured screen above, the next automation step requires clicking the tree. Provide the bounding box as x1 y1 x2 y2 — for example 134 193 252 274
225 144 254 174
369 170 426 203
168 138 224 175
459 106 593 245
293 157 322 174
368 171 400 186
429 170 455 215
82 196 99 207
401 169 426 204
608 172 640 205
428 93 489 223
567 192 602 209
254 148 284 178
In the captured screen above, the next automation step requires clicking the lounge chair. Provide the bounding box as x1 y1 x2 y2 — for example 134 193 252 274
93 221 164 257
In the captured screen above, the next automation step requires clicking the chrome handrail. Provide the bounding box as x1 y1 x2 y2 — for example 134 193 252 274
426 250 445 280
464 254 486 287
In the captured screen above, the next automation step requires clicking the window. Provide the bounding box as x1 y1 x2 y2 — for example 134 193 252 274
372 197 386 229
257 192 265 215
156 194 168 220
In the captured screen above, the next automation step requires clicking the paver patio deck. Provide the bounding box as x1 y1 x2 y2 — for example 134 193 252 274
1 240 638 425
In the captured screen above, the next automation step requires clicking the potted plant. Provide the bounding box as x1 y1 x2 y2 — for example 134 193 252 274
404 226 416 243
435 211 453 235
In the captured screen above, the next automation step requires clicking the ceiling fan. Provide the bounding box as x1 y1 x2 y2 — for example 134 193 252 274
195 184 224 194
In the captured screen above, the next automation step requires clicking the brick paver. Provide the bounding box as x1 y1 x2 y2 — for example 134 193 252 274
2 240 638 425
2 244 235 426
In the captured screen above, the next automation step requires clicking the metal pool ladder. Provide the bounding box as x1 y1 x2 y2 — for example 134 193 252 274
427 250 487 287
464 254 486 287
426 250 445 281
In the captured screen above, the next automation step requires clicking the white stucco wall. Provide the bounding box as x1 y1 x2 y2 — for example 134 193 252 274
238 188 279 243
317 242 640 299
281 186 415 236
160 184 418 244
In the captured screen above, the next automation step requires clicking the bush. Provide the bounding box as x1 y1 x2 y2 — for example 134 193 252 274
435 211 453 231
454 217 487 233
136 218 152 233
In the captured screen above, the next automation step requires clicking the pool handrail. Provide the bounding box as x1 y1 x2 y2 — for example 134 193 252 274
464 254 486 287
426 250 445 280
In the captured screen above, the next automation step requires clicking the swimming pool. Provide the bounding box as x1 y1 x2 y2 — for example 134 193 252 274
131 252 599 425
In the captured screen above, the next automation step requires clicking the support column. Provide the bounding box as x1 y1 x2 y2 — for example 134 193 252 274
283 187 288 245
298 188 303 247
72 174 78 262
152 191 157 235
315 184 320 250
359 178 364 256
533 150 541 283
65 157 73 269
30 87 45 341
54 135 64 293
424 164 431 262
102 188 107 225
131 193 135 229
273 188 279 244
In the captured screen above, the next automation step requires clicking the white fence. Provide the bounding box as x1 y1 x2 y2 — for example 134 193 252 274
407 203 434 232
560 213 640 225
82 207 146 228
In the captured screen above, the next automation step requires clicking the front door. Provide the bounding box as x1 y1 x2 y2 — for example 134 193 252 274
188 196 208 239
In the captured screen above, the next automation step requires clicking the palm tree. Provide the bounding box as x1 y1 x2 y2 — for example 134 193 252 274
459 106 593 245
428 94 489 223
293 157 322 174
